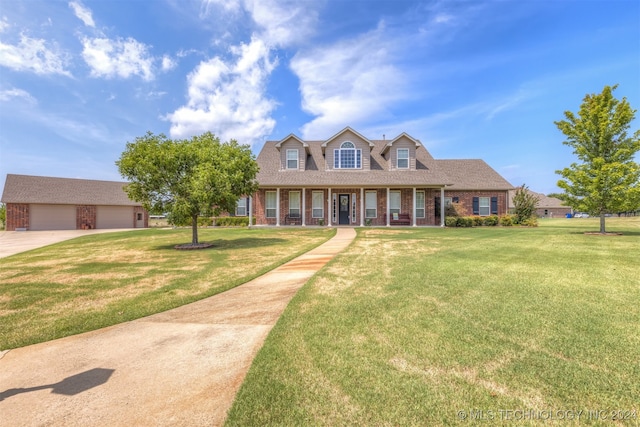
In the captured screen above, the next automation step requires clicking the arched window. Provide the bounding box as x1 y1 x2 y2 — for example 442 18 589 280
333 141 362 169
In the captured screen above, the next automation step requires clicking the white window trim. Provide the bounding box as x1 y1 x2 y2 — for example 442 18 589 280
390 190 401 214
479 196 490 216
286 149 298 169
333 141 362 169
416 191 425 218
289 191 301 218
235 197 247 216
365 191 377 219
312 191 324 218
397 148 409 169
265 191 276 218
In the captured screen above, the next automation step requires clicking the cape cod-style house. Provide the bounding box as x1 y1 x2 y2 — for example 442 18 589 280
240 127 514 227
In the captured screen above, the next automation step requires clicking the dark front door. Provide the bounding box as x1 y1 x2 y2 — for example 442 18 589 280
339 194 350 224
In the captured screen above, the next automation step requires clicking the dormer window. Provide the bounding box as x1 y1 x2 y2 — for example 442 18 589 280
334 141 361 169
286 149 298 169
397 148 409 169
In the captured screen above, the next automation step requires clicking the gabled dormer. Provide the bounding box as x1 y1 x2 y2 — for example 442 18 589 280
321 127 376 171
380 133 422 171
275 134 309 171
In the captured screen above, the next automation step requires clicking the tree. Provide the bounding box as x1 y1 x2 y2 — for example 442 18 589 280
116 132 259 246
555 85 640 233
512 184 539 225
0 203 5 230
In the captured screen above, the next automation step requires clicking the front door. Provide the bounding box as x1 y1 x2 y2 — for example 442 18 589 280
339 194 350 224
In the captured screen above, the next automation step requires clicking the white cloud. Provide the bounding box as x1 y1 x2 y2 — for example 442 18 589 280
291 27 406 139
0 87 36 103
244 0 318 47
0 34 71 76
167 37 276 146
0 16 9 32
69 1 95 28
81 37 155 80
161 54 176 71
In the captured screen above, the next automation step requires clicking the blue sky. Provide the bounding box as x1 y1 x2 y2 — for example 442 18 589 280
1 0 638 195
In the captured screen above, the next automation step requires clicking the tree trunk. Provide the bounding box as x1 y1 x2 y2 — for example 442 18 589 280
192 214 199 245
600 212 606 234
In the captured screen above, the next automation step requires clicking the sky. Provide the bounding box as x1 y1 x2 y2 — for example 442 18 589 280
1 0 638 196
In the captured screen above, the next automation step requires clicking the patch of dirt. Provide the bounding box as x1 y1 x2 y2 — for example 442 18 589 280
174 242 215 250
584 232 623 236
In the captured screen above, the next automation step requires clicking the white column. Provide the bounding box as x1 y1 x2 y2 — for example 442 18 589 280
302 188 306 226
276 188 281 227
386 187 390 227
248 195 253 228
412 187 417 227
360 188 364 227
440 187 445 227
327 188 332 226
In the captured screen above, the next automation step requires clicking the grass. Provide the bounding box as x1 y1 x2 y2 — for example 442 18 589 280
226 217 640 426
0 227 334 350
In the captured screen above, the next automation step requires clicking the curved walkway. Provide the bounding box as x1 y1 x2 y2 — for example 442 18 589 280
0 228 356 427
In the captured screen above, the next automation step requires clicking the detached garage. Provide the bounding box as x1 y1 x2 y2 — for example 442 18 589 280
1 174 148 231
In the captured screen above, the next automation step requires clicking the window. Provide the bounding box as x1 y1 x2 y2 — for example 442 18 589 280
289 191 300 218
416 191 425 218
365 191 377 218
265 191 276 218
286 149 298 169
397 148 409 169
445 197 452 208
351 192 357 223
390 190 401 214
312 191 324 218
235 197 247 216
333 141 362 169
479 197 490 216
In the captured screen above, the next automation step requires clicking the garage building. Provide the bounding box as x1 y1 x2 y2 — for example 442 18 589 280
1 174 148 231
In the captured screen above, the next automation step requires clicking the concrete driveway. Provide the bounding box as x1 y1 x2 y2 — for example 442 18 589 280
0 229 138 259
0 227 356 426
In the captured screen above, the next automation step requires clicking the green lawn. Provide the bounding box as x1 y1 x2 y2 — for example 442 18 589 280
0 227 334 350
227 218 640 426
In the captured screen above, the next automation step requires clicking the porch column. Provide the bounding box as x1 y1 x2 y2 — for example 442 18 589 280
440 187 445 227
360 188 364 227
276 188 281 227
302 188 306 226
248 195 253 228
327 188 332 226
386 187 390 227
412 187 417 227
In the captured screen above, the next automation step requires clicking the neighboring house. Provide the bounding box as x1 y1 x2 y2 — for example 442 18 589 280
245 127 513 226
508 189 571 218
1 174 148 231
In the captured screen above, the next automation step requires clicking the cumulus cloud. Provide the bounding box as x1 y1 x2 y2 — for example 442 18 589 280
81 36 155 80
167 36 276 146
69 1 95 27
161 54 176 71
290 27 406 139
0 34 71 76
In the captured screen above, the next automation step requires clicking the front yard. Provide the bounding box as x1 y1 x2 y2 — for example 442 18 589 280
227 217 640 426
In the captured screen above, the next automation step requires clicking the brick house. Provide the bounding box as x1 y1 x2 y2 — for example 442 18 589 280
244 127 513 226
508 189 572 218
1 174 148 231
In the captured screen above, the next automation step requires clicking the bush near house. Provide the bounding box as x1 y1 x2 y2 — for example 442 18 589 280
214 217 255 227
445 215 505 227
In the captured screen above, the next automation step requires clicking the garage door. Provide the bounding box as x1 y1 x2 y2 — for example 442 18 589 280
30 204 76 230
97 206 133 229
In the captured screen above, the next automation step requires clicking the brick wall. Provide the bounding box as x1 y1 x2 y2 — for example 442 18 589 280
442 190 510 217
6 203 29 231
76 205 97 229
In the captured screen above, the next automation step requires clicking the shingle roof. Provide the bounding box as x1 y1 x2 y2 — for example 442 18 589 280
1 174 141 206
256 137 513 190
508 189 569 209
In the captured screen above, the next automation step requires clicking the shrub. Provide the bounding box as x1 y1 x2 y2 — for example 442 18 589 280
445 216 458 227
499 215 514 226
472 216 484 226
483 215 499 226
214 217 251 227
520 217 539 227
457 217 473 227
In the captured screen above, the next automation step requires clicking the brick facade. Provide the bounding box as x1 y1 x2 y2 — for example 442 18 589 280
76 205 97 229
6 203 29 231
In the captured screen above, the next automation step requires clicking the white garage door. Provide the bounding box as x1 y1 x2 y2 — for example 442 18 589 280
30 204 76 230
97 206 133 229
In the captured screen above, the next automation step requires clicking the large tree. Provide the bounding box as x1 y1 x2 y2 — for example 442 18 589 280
555 85 640 233
116 131 259 246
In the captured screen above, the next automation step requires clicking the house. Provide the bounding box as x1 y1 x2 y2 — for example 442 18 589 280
508 189 571 218
245 127 513 226
1 174 148 231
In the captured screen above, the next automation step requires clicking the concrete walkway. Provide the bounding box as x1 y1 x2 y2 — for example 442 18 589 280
0 227 356 427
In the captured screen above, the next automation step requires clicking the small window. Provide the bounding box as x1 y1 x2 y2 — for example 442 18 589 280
479 197 490 216
137 213 143 221
390 190 401 214
416 191 425 218
265 191 276 218
286 149 298 169
365 191 377 218
397 148 409 169
312 191 324 218
235 197 247 216
289 191 300 218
